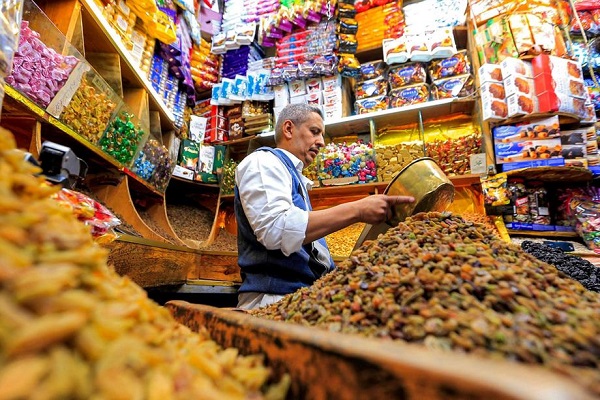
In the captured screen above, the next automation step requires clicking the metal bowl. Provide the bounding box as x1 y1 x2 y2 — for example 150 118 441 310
354 157 455 249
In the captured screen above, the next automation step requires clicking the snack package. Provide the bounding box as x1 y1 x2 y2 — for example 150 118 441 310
428 50 471 81
568 195 600 253
354 76 387 99
389 83 429 108
481 173 511 207
51 188 121 243
387 62 427 89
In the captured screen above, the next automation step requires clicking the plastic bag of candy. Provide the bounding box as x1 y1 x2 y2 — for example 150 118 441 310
568 190 600 253
51 188 121 243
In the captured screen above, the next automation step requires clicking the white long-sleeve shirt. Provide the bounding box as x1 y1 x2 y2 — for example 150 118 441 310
235 148 313 257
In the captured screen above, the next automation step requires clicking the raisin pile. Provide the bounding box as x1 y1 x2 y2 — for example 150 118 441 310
521 240 600 292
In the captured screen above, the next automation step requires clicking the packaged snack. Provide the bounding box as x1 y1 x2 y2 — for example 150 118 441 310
494 138 562 164
354 77 387 100
389 83 429 108
478 63 503 83
429 27 457 59
431 74 475 99
359 60 387 81
382 37 409 65
492 116 560 142
428 50 471 80
355 95 388 114
388 62 427 88
481 173 510 207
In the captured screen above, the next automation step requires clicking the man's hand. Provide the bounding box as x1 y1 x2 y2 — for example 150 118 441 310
356 194 415 225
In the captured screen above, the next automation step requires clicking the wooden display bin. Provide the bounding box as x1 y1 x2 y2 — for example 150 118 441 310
166 301 595 400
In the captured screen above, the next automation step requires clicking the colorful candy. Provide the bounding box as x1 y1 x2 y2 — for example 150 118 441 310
318 141 377 183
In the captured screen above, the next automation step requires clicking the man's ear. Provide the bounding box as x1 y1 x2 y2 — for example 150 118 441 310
282 120 294 139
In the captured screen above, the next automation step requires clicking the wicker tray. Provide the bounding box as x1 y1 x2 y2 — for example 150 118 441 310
165 301 594 400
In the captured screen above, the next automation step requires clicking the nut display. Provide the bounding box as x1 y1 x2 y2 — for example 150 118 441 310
253 212 600 397
0 127 288 400
325 223 366 257
60 77 117 145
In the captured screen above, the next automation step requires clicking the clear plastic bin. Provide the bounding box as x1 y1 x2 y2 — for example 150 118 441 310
99 103 150 166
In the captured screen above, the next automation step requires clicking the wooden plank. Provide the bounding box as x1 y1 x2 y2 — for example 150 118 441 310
86 52 123 98
149 111 163 143
88 173 166 242
37 0 84 55
123 88 150 132
188 252 241 282
105 239 193 287
166 302 596 400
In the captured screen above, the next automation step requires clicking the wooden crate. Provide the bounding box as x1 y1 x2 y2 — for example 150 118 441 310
165 301 594 400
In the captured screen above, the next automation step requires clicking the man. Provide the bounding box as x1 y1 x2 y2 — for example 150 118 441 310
234 103 414 310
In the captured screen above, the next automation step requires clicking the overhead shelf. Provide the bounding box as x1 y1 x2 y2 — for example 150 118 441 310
4 84 165 196
79 0 176 131
324 98 476 137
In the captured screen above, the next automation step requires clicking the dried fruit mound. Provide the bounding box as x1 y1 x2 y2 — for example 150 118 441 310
253 212 600 396
0 128 288 399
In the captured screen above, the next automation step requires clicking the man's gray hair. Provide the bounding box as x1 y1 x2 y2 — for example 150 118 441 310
274 104 323 143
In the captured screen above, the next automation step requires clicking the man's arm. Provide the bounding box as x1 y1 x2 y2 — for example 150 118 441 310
304 195 414 244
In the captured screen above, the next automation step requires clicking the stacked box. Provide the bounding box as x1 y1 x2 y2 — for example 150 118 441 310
492 116 564 171
531 54 589 119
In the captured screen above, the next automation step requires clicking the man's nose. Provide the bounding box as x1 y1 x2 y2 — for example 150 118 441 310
316 133 325 147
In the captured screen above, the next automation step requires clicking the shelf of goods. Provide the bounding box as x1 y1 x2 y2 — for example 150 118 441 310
0 0 233 291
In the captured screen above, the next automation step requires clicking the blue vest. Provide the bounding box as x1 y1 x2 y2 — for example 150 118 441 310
234 147 336 295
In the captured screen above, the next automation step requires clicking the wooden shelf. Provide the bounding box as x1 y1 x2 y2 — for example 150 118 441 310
221 174 481 202
4 84 125 167
325 98 476 137
79 0 176 131
507 229 579 239
3 84 168 196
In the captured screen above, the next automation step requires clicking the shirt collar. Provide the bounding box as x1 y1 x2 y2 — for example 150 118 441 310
277 148 314 189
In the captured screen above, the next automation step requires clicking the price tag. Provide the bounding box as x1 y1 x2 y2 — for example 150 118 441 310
47 62 90 118
470 153 487 175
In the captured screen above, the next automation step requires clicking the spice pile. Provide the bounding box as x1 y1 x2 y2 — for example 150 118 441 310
253 212 600 396
0 127 288 399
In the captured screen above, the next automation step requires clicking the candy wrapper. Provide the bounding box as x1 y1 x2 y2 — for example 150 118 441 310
482 172 510 207
568 194 600 253
317 140 377 184
51 188 121 243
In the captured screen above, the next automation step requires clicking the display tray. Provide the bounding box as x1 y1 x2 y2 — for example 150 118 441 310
165 301 594 400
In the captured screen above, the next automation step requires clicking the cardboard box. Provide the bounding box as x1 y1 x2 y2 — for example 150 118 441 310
172 165 195 180
504 75 534 97
494 138 562 164
492 115 559 142
478 64 503 83
499 157 565 172
500 57 532 79
481 97 508 121
506 94 536 117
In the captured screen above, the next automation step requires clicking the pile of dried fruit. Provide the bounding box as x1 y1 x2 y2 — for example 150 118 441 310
253 212 600 396
0 127 288 399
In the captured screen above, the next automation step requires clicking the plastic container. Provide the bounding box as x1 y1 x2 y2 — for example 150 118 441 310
99 103 150 166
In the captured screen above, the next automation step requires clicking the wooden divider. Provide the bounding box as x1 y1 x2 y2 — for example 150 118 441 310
89 173 166 242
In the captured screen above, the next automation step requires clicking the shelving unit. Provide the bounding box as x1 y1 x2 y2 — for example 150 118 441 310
79 0 176 131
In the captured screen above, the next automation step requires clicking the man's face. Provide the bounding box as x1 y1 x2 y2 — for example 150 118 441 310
285 112 325 167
